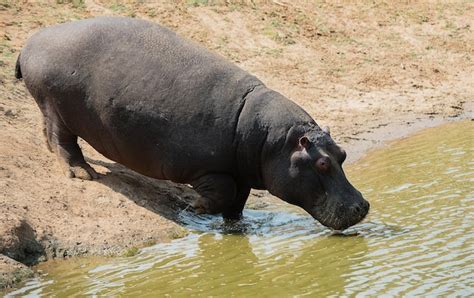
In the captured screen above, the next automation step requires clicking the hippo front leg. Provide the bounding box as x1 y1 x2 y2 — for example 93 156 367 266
224 182 250 220
191 174 250 220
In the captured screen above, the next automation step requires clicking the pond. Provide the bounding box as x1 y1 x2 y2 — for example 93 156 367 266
6 120 473 297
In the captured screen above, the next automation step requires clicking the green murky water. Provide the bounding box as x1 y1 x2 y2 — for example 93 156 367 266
6 121 474 297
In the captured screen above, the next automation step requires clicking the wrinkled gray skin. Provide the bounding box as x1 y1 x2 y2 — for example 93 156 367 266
16 17 369 230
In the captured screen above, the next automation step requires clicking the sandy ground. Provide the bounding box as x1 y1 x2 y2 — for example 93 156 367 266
1 0 473 288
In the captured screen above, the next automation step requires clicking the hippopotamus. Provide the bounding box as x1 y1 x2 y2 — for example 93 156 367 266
15 17 369 230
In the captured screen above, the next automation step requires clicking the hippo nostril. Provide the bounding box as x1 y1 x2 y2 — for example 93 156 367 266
353 205 361 214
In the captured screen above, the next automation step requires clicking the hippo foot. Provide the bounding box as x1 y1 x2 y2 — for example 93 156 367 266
64 163 98 180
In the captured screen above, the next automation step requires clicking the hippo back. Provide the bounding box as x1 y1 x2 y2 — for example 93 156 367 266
20 17 263 182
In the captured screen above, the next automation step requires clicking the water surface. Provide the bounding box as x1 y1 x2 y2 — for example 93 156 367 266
7 120 473 297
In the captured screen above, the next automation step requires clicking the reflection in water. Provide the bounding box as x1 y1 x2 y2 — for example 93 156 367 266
7 210 370 297
6 121 474 296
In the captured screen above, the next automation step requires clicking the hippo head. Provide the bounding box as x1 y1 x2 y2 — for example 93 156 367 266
263 126 369 231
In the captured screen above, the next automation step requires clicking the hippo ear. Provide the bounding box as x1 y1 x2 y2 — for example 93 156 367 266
299 136 311 149
322 126 331 136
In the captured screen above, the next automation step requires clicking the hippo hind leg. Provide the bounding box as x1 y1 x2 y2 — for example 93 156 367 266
41 102 98 180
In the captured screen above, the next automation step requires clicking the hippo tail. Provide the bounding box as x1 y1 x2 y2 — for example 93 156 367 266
15 53 22 79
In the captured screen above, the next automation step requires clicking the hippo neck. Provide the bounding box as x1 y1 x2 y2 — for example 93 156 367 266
235 86 316 189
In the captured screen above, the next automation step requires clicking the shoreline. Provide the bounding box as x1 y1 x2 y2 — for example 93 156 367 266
2 111 471 291
344 111 473 165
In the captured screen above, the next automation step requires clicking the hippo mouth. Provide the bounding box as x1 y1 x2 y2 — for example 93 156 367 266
309 194 370 231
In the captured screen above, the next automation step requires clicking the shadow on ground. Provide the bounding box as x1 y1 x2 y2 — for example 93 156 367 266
87 158 200 223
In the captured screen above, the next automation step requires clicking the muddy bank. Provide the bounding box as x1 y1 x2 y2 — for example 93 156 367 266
0 256 33 289
1 0 473 290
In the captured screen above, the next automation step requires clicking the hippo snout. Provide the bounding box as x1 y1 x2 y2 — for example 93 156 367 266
309 194 370 231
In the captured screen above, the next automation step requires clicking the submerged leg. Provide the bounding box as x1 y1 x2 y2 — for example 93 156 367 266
222 181 250 220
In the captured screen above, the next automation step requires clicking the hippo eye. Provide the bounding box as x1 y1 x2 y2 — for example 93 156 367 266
316 156 331 173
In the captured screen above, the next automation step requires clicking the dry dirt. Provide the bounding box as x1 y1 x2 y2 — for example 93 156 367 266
0 0 473 288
